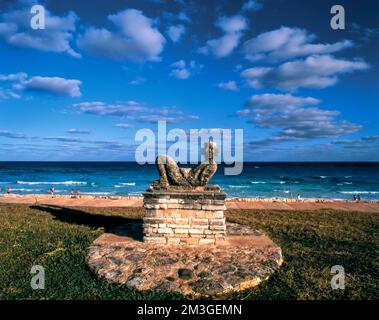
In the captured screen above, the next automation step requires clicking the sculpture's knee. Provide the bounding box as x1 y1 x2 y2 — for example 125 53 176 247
156 155 169 165
156 155 177 166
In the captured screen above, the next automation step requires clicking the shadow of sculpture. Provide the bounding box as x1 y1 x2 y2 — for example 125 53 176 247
31 205 143 241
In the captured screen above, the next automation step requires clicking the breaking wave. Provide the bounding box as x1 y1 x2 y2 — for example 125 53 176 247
17 181 87 186
340 191 379 194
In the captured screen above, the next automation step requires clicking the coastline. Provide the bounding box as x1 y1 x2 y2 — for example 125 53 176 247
2 193 379 202
1 162 378 201
1 193 378 212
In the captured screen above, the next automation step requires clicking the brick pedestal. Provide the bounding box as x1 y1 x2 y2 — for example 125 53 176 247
143 190 227 245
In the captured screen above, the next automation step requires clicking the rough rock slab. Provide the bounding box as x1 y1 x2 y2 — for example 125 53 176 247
87 222 283 297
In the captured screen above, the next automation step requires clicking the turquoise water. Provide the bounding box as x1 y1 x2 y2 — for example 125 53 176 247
0 162 378 200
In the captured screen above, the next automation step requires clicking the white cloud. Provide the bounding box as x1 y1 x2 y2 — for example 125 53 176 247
73 101 145 116
170 68 190 79
74 101 199 123
237 93 362 144
22 76 82 97
217 81 238 91
216 15 248 34
0 130 29 139
199 15 248 57
167 24 185 42
244 26 353 62
115 123 134 129
0 72 82 98
162 11 192 24
0 88 21 99
171 60 186 69
169 60 202 80
246 93 320 109
350 22 379 42
0 8 80 58
178 11 191 23
67 129 92 134
241 54 370 91
129 77 145 85
242 0 263 11
0 73 25 99
330 136 379 149
77 9 165 62
135 114 199 123
0 72 27 82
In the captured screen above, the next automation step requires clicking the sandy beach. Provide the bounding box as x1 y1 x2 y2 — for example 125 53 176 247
1 194 378 212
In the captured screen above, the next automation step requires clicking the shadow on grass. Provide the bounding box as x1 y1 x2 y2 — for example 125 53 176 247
31 205 143 241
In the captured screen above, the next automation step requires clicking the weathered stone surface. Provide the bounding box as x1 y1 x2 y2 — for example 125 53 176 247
199 239 215 245
87 222 283 297
143 190 227 244
151 142 219 190
178 268 193 280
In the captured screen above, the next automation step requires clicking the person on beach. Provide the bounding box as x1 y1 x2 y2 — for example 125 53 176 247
357 194 361 202
50 186 55 197
353 194 357 201
297 194 301 201
70 189 75 198
6 187 11 194
77 189 81 198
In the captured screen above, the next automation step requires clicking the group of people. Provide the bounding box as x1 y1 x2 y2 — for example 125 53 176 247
69 189 81 199
0 187 11 194
353 194 361 202
2 186 81 199
49 186 81 198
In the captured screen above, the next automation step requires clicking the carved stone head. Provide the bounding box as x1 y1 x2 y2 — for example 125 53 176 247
202 141 219 162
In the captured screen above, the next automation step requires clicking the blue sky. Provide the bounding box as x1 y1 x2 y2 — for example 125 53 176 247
0 0 378 161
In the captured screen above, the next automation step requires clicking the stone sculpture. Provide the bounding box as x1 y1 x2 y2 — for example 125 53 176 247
151 141 219 190
87 140 284 297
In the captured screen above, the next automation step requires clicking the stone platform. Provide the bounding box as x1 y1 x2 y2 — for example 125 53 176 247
143 190 227 245
87 222 283 297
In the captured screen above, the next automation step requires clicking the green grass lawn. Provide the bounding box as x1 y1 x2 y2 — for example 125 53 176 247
0 203 378 300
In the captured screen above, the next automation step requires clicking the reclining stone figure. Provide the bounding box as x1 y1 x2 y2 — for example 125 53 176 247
151 142 219 190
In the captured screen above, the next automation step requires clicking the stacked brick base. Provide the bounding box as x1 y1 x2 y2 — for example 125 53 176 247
143 190 227 245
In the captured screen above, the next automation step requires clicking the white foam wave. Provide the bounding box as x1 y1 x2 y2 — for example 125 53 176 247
250 181 266 184
81 192 114 196
128 192 143 196
274 189 291 194
11 188 43 192
227 185 249 188
340 191 379 194
115 182 136 188
17 181 87 186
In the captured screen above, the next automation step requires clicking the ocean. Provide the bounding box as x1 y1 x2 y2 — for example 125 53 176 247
0 162 378 200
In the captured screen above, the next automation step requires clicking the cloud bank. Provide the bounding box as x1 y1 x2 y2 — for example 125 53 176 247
244 26 353 62
0 7 80 57
77 9 165 62
238 93 362 144
240 55 370 91
199 15 248 57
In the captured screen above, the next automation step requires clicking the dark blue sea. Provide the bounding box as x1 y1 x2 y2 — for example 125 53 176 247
0 162 378 200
